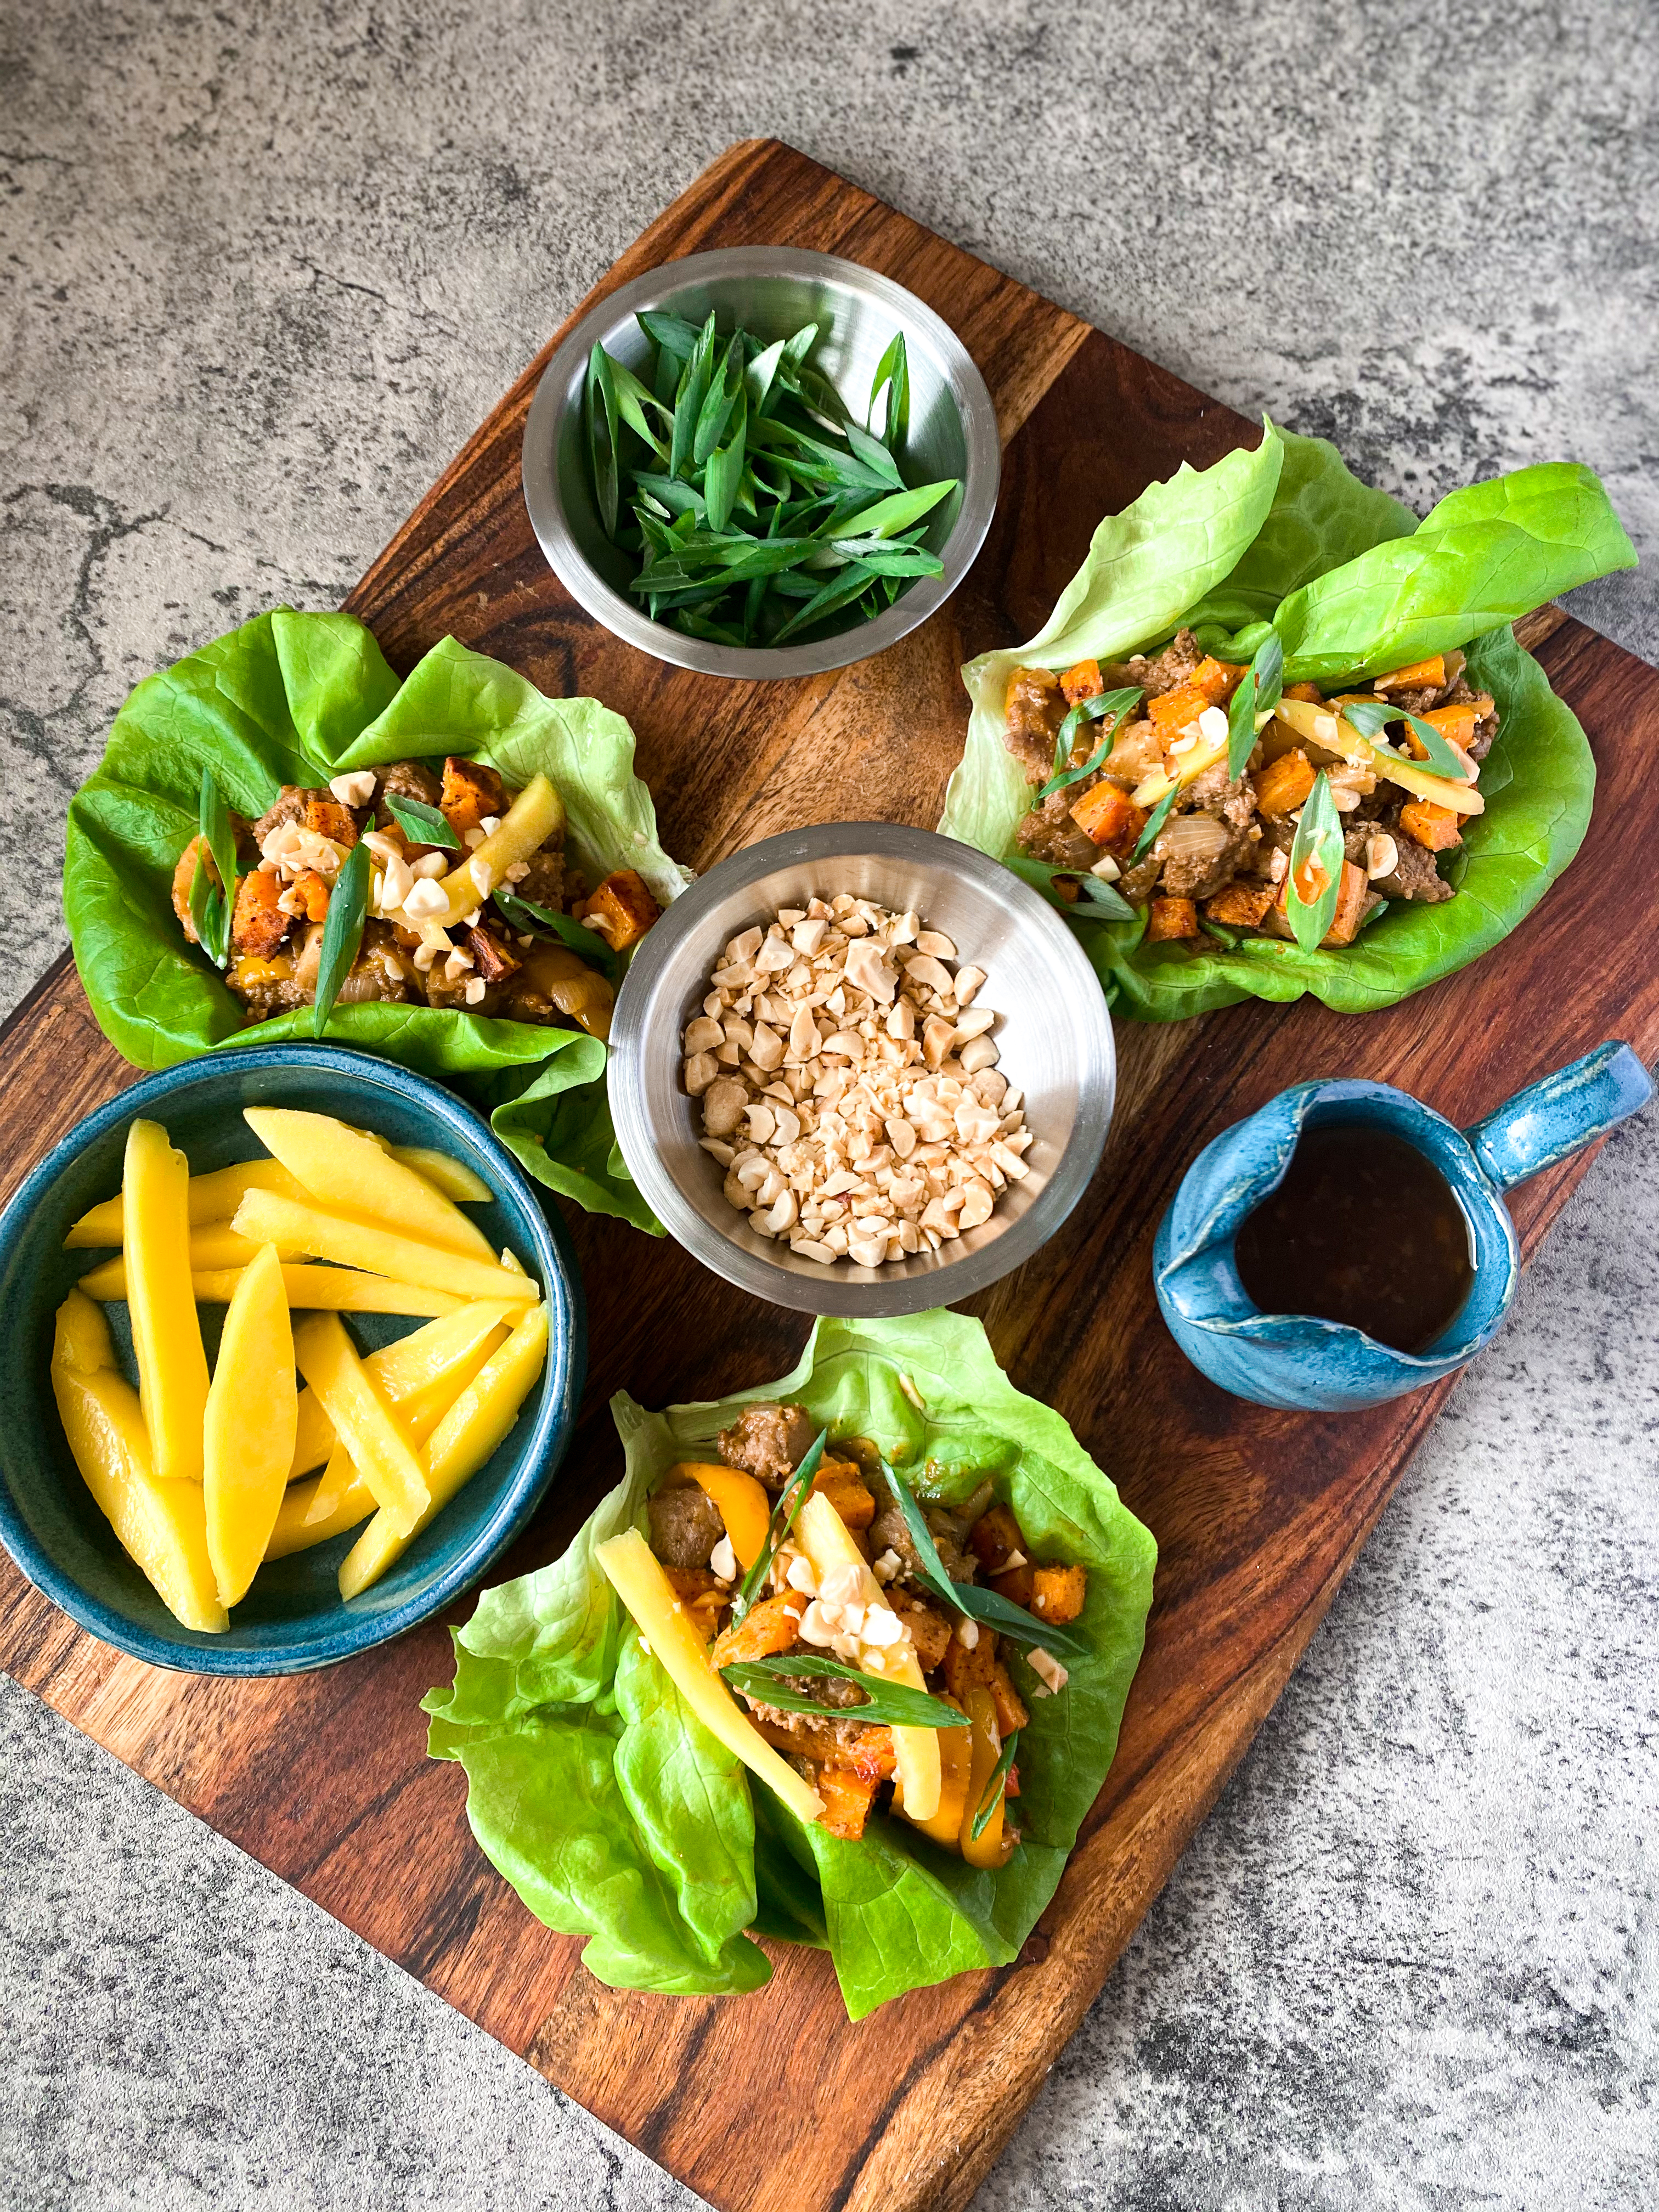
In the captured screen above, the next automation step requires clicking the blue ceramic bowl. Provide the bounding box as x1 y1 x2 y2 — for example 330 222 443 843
0 1046 585 1674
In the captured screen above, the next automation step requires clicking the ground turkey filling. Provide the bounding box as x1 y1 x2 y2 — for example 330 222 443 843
171 754 661 1036
1004 632 1498 946
644 1403 1087 1848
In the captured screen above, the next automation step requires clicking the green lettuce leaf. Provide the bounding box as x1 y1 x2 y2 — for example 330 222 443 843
1273 461 1639 684
63 609 691 1226
423 1312 1157 2019
939 438 1631 1020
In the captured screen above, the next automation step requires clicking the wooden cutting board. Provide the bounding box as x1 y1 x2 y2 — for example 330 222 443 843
4 139 1656 2212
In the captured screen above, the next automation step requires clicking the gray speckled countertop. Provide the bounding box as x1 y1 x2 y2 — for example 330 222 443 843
3 5 1655 2208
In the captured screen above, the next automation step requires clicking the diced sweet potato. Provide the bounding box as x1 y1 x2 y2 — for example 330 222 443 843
817 1765 879 1841
231 868 290 960
1409 701 1479 752
1029 1562 1087 1628
810 1461 875 1530
302 795 359 849
889 1589 953 1673
1146 896 1199 943
574 868 662 953
991 1560 1035 1607
1204 881 1277 929
1255 747 1317 817
1069 781 1147 855
1284 682 1325 704
1189 656 1246 705
664 1566 729 1639
440 755 509 838
1147 681 1209 730
990 1661 1029 1739
968 1502 1023 1575
1400 799 1463 853
1374 655 1446 691
711 1591 805 1667
943 1626 999 1704
290 870 331 924
1059 658 1103 707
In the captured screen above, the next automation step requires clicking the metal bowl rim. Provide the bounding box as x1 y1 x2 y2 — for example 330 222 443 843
521 246 1001 681
609 822 1116 1316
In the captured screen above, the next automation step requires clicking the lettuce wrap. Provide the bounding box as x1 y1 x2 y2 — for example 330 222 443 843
939 425 1635 1020
63 609 692 1228
422 1312 1157 2019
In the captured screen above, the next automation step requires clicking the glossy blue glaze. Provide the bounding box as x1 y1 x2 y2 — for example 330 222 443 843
0 1046 585 1674
1155 1041 1651 1412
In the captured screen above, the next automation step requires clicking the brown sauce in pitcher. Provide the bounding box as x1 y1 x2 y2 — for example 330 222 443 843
1233 1124 1475 1353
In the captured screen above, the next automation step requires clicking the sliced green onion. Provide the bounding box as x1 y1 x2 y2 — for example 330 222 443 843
309 838 370 1037
1040 687 1143 797
1227 630 1284 781
720 1652 968 1731
383 793 460 850
1131 783 1180 861
881 1464 1088 1658
969 1729 1020 1840
490 889 619 980
1286 771 1345 951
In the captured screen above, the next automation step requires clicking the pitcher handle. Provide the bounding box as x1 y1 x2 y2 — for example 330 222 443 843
1465 1041 1652 1193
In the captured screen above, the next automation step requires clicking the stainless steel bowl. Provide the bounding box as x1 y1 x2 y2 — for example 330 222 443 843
521 248 1000 680
609 824 1115 1316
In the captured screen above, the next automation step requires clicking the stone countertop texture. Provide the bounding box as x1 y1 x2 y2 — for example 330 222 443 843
2 3 1655 2208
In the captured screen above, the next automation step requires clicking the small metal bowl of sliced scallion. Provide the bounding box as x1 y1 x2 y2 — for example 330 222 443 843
521 248 1000 680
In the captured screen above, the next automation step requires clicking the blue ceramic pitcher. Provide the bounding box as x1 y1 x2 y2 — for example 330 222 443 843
1154 1041 1652 1412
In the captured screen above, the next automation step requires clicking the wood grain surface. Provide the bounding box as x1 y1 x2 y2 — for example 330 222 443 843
4 140 1656 2212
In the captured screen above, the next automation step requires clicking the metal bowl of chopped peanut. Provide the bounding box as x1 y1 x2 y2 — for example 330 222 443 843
608 823 1115 1315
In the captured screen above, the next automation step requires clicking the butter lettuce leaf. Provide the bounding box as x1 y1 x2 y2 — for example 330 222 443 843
423 1312 1156 2018
63 609 690 1225
939 438 1630 1020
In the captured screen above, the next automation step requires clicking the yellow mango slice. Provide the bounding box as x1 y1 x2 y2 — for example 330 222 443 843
50 1290 227 1634
74 1258 465 1317
296 1322 505 1528
264 1463 376 1560
595 1528 822 1824
244 1107 494 1260
388 1146 491 1205
429 772 564 930
64 1160 308 1248
337 1302 548 1598
202 1244 298 1605
292 1313 429 1537
674 1463 772 1571
122 1119 209 1484
287 1303 512 1479
232 1188 535 1306
797 1489 940 1821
